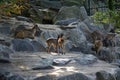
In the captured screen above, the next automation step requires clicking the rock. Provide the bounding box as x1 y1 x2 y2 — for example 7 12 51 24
32 65 54 70
96 71 115 80
98 48 116 62
0 69 11 80
31 40 46 52
0 51 11 63
0 45 14 54
54 18 79 25
58 73 93 80
115 69 120 80
64 40 73 52
34 75 56 80
66 27 86 47
74 54 97 65
12 39 35 52
31 58 53 70
0 40 11 47
0 22 12 35
54 6 82 22
35 0 62 9
16 16 33 22
8 75 25 80
79 6 88 20
53 58 72 66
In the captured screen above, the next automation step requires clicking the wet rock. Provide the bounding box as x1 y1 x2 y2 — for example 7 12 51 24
12 39 34 52
58 73 93 80
74 54 97 65
53 58 72 66
96 71 115 80
8 75 24 80
0 51 11 63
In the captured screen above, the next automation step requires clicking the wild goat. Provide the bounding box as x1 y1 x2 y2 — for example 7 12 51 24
91 40 103 56
46 34 65 54
14 24 40 39
103 33 116 47
84 29 104 43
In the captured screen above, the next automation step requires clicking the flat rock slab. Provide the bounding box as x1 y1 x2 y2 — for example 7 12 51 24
0 52 118 80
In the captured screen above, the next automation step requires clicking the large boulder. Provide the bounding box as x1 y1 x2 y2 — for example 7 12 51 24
54 6 87 23
74 54 97 65
98 47 117 62
96 71 115 80
58 73 93 80
31 40 46 52
11 39 35 52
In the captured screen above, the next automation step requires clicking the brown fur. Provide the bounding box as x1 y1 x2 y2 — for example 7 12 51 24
103 33 116 47
84 29 104 43
91 40 103 55
46 34 65 54
91 30 104 43
14 24 39 39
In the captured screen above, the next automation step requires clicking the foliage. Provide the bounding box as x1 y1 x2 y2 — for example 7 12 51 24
92 10 120 29
0 0 30 17
108 0 115 10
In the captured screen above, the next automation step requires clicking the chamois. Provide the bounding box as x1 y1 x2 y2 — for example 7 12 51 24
46 33 65 54
14 24 40 39
91 40 103 56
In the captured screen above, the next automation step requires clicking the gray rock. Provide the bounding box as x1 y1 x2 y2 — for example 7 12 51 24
8 75 24 80
96 71 115 80
53 58 72 66
0 51 11 63
34 75 56 80
16 16 33 22
0 22 12 35
98 48 117 62
54 6 82 22
32 65 54 70
31 40 46 52
0 69 11 80
74 54 97 65
79 6 88 20
0 45 14 54
12 39 35 52
58 73 93 80
54 18 79 25
31 58 53 70
115 69 120 80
